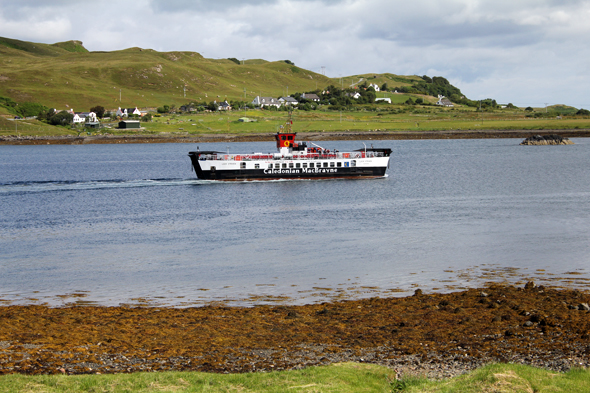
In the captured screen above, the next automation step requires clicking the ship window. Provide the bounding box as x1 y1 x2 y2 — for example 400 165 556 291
302 163 307 168
211 166 216 171
323 162 328 168
288 135 294 140
268 164 273 169
275 163 280 169
309 163 314 168
281 135 286 140
289 162 294 168
296 163 301 168
330 162 335 167
255 163 260 169
344 162 349 167
351 160 356 167
282 163 287 169
241 162 246 169
337 162 342 167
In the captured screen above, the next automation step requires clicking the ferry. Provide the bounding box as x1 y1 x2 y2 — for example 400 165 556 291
188 121 391 181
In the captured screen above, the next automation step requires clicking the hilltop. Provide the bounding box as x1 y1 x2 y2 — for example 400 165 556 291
0 36 461 112
0 37 328 111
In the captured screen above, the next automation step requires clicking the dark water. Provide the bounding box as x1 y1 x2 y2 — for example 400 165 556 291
1 139 590 307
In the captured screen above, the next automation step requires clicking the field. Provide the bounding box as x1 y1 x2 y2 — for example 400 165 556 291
1 363 589 392
2 107 590 141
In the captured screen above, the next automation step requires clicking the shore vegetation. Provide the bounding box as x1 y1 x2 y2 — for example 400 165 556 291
1 363 589 392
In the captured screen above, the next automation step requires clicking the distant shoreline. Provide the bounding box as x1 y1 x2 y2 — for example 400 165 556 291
2 129 590 145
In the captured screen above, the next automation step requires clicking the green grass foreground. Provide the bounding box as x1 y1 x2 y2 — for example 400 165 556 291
1 363 589 393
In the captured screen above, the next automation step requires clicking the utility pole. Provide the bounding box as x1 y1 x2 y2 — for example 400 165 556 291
545 103 549 113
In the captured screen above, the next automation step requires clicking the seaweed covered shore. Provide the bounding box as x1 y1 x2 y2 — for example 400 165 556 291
1 283 589 378
3 129 590 145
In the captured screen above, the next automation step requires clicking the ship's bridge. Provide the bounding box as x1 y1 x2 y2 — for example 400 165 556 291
275 131 307 154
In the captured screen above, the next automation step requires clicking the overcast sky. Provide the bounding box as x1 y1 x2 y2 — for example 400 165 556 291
1 0 589 108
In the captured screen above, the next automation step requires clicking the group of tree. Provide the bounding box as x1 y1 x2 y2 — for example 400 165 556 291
36 108 73 125
1 96 49 118
90 105 106 118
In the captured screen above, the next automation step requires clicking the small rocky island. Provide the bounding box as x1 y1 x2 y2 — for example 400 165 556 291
520 134 574 145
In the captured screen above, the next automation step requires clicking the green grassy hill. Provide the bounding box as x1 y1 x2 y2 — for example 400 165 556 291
0 37 332 111
0 37 437 113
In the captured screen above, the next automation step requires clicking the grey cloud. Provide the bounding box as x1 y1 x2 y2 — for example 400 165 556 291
149 0 345 13
359 19 543 48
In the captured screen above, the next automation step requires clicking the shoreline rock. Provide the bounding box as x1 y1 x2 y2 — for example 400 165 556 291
520 134 574 145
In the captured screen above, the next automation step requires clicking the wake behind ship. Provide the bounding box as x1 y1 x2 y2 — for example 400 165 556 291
188 121 391 181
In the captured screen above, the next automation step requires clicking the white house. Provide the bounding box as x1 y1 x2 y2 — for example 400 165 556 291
79 112 98 122
346 92 362 99
251 96 281 108
116 107 141 117
300 93 320 102
217 101 232 111
72 113 84 123
436 95 454 107
369 83 380 92
278 96 298 106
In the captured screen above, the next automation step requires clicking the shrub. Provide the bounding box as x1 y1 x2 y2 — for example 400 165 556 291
16 102 47 118
49 110 73 126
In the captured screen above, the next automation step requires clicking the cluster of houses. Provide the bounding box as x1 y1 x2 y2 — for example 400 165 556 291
60 107 145 123
249 93 320 109
67 109 98 124
55 107 145 129
55 88 454 128
237 87 453 109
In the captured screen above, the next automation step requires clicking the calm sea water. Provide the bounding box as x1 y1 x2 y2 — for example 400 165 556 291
1 138 590 307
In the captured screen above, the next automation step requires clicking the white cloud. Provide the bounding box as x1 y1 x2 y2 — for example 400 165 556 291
0 0 589 107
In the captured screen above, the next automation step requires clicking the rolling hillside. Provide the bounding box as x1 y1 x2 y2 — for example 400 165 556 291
0 37 439 112
0 37 330 111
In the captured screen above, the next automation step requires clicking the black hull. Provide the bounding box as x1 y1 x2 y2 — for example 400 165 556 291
189 152 394 181
189 153 387 180
197 167 387 180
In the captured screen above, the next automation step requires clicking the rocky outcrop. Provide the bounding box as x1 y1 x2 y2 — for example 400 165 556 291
520 134 574 145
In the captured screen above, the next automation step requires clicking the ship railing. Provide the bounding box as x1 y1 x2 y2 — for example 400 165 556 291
198 152 384 161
